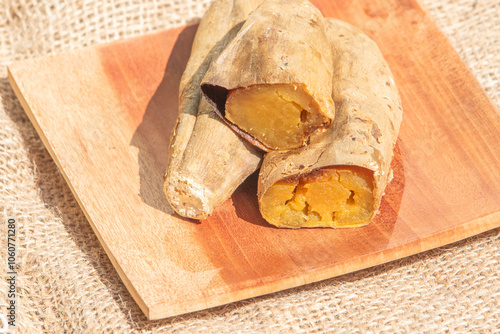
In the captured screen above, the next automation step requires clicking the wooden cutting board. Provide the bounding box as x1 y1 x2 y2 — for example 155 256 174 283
8 0 500 320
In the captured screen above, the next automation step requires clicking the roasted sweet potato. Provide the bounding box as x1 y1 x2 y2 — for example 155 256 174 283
164 0 264 219
201 0 335 151
258 19 403 228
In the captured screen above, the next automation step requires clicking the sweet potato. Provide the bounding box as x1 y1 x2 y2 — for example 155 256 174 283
164 0 264 219
258 19 403 228
201 0 334 151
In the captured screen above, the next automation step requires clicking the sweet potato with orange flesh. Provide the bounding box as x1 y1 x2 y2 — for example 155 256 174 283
201 0 334 151
225 84 328 150
258 19 403 228
164 0 263 219
261 167 374 228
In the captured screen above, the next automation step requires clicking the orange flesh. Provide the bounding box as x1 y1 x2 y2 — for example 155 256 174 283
225 84 327 150
260 167 374 228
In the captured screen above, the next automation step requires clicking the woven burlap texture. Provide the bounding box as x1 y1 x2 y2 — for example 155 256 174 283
1 0 499 332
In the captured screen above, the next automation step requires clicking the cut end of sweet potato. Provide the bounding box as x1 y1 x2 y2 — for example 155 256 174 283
259 166 374 228
225 84 330 150
164 175 212 220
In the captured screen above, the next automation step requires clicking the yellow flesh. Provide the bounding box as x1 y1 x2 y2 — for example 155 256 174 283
260 167 374 228
225 84 326 150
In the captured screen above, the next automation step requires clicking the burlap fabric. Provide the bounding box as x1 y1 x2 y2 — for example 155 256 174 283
0 0 499 332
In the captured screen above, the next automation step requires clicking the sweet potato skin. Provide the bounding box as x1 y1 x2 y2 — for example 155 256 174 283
258 18 404 228
201 0 335 151
164 0 264 219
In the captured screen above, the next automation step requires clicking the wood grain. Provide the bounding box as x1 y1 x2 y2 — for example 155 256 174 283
8 0 500 320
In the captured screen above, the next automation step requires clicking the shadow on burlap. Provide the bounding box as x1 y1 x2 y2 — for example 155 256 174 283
0 0 499 332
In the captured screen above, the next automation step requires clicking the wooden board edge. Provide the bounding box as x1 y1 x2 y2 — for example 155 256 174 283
7 66 152 320
148 211 500 319
414 0 500 112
